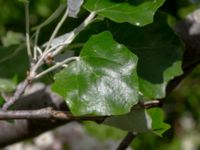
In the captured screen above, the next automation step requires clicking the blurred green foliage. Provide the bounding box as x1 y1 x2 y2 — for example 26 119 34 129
0 0 200 149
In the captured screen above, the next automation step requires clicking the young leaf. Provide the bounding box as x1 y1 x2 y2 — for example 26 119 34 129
68 0 84 18
52 31 139 116
104 109 152 133
84 0 165 26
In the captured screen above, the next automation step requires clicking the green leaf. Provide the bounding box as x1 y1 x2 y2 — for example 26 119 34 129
52 31 139 116
84 121 126 141
104 109 152 133
107 14 183 99
104 107 170 135
0 96 5 107
74 13 183 99
0 78 16 92
148 108 170 136
84 0 165 26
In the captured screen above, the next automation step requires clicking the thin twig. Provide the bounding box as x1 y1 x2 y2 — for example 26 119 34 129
117 132 137 150
139 100 162 109
1 100 162 119
28 8 69 79
33 29 40 60
44 8 69 52
2 80 29 110
34 56 79 79
35 46 43 57
25 2 32 64
52 12 96 57
29 12 96 80
33 5 66 60
29 49 52 79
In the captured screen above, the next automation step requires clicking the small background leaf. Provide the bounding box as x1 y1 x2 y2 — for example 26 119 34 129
148 108 171 136
1 31 24 47
84 121 126 141
84 0 165 26
52 31 139 116
104 109 152 133
32 4 66 30
0 78 16 92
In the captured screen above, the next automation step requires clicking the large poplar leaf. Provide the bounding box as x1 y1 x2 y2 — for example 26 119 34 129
74 13 183 99
52 31 139 116
84 0 165 26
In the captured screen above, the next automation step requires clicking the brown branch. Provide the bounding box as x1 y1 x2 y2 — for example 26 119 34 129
0 100 161 120
0 107 105 122
0 86 65 147
116 132 137 150
0 99 160 147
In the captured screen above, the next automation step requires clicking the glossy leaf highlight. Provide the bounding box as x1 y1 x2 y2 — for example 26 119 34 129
84 0 165 26
52 31 139 116
74 13 183 99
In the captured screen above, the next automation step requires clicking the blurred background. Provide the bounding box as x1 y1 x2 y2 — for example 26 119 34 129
1 0 200 149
